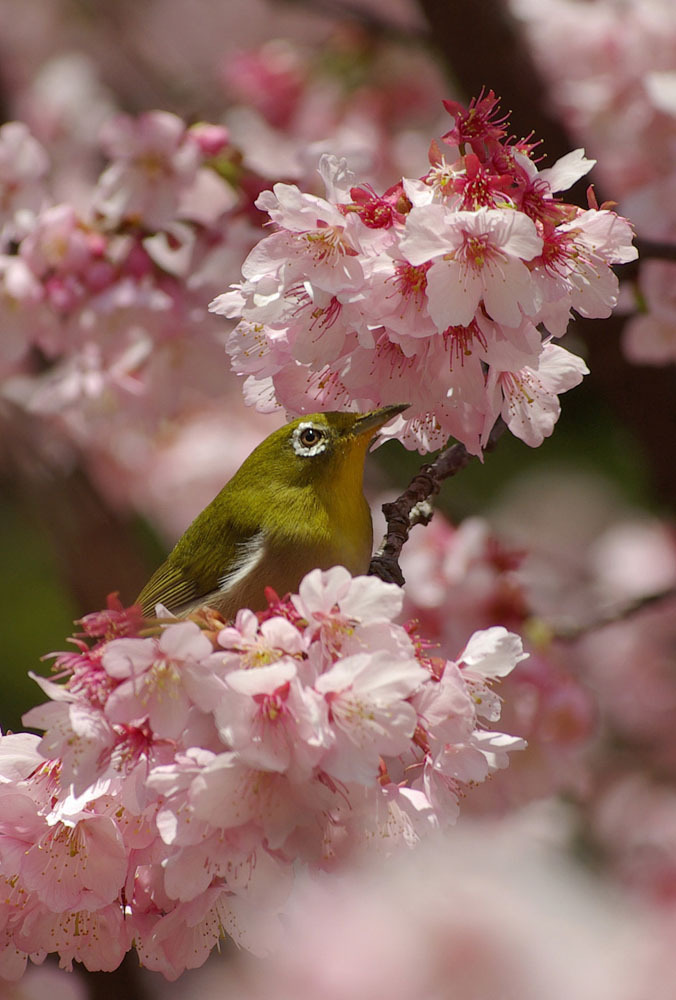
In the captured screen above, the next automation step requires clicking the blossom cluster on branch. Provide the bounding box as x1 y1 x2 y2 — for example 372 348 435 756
213 92 637 454
0 112 247 429
0 567 525 980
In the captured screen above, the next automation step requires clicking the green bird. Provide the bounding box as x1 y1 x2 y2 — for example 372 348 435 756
137 404 407 619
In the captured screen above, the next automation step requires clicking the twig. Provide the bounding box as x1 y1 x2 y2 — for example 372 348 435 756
551 585 676 641
368 418 506 585
267 0 430 44
634 237 676 263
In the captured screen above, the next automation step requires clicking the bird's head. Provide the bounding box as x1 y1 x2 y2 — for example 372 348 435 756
238 404 409 493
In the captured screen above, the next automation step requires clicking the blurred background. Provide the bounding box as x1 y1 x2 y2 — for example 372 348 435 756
0 1 675 997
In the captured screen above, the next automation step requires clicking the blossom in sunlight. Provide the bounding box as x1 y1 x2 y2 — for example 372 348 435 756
483 340 589 447
399 205 543 328
214 95 637 455
0 568 526 982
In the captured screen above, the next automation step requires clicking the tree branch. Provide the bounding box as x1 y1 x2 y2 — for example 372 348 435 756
552 586 676 641
267 0 430 44
634 238 676 264
369 418 506 585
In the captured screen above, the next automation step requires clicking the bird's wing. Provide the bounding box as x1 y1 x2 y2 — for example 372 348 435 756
137 560 203 617
137 530 267 617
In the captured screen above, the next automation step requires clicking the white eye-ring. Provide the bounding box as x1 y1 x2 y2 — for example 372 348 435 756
292 422 328 457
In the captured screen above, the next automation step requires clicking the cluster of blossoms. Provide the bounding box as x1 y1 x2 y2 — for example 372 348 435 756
212 92 637 454
397 513 595 809
397 487 676 873
0 111 250 434
0 31 445 445
0 567 526 981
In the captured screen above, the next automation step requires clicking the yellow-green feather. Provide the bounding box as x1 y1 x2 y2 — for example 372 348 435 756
137 409 399 618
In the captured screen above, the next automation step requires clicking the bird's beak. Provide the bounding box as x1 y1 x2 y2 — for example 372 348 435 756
352 403 409 439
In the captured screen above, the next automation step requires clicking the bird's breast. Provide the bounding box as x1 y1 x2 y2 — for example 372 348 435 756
206 482 373 619
206 529 371 620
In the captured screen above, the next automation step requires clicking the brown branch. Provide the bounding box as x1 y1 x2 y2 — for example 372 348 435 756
369 418 506 585
552 585 676 642
267 0 430 44
634 238 676 263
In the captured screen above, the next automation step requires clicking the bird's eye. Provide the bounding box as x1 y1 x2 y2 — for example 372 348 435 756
299 426 324 448
292 423 329 457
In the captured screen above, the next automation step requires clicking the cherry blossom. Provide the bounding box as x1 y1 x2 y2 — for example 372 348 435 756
93 111 201 230
0 106 269 520
395 507 600 810
215 97 636 454
0 568 526 979
315 651 427 783
483 340 589 447
400 205 543 328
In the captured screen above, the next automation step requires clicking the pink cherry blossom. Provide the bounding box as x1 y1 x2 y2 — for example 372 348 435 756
218 662 331 777
246 196 365 295
0 734 44 784
218 610 306 667
216 96 634 455
0 568 526 979
0 122 49 246
293 565 404 630
459 625 530 679
315 651 427 783
535 210 638 330
22 696 115 795
94 111 200 229
102 621 216 739
400 204 543 327
20 814 127 912
19 902 132 975
483 341 589 447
